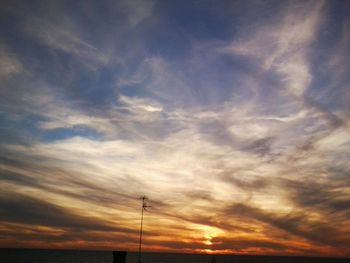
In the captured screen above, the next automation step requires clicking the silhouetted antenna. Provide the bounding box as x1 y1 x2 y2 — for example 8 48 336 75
138 195 151 263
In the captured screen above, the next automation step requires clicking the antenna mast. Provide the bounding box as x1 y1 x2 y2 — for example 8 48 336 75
138 195 151 263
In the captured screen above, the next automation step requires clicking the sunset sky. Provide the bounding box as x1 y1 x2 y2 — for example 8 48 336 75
1 0 350 258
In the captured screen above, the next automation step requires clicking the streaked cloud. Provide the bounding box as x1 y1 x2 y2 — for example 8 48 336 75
23 18 109 68
119 0 155 26
0 0 349 258
0 44 22 78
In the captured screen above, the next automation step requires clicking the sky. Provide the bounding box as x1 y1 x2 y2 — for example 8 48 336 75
0 0 350 258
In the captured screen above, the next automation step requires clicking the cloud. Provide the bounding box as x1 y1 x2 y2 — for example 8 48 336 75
118 95 163 113
223 203 348 247
22 17 109 68
283 178 350 218
0 44 22 78
0 0 349 257
242 136 275 156
220 1 324 96
118 0 155 26
121 56 196 106
210 236 292 252
0 191 131 232
1 86 349 254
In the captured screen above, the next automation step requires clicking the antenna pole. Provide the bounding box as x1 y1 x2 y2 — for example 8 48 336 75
138 196 150 263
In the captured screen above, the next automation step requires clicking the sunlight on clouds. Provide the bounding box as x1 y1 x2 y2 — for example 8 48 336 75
195 225 223 246
1 0 350 257
39 114 112 131
250 193 293 215
228 121 272 140
317 127 350 150
277 54 312 96
118 95 163 113
3 85 349 255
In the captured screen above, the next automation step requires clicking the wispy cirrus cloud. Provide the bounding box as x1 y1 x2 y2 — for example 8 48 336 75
0 0 349 257
23 18 109 68
118 0 155 26
0 44 22 78
220 1 324 96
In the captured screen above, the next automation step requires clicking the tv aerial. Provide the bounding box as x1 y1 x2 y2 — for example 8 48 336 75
138 195 151 263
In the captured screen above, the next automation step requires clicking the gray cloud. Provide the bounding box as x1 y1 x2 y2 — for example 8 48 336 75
0 222 137 244
0 191 135 233
210 236 289 251
0 152 140 213
220 173 269 192
223 203 349 247
242 136 275 156
283 179 350 218
0 0 349 256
